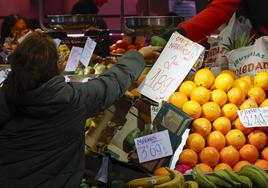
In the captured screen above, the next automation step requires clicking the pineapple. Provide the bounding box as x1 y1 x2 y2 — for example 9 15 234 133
223 32 254 51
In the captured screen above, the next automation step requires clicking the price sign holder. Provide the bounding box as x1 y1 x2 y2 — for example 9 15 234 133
238 107 268 128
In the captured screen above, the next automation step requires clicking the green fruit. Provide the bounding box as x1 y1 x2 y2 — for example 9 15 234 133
213 170 240 186
150 36 167 48
207 174 232 188
191 167 217 188
224 169 252 188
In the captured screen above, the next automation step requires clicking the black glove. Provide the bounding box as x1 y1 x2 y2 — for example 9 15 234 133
161 27 187 41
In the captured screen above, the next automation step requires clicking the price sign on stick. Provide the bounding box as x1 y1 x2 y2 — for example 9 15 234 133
80 37 96 67
138 32 205 103
135 130 173 163
65 46 83 72
238 107 268 128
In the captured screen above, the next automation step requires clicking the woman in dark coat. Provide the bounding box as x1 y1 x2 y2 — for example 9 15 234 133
0 31 161 187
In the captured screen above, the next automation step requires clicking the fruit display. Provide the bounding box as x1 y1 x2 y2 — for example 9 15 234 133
167 68 268 173
109 40 144 55
192 164 268 188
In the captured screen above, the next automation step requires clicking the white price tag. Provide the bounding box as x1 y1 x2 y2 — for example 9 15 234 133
238 107 268 128
135 130 173 163
150 105 160 122
54 38 62 48
64 46 83 72
0 70 7 84
80 37 96 67
138 32 205 103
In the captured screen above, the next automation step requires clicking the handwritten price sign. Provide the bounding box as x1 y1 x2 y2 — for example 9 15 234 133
238 107 268 128
135 130 173 163
138 32 205 103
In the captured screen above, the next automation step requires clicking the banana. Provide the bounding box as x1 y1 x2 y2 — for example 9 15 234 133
213 170 240 187
127 175 172 188
191 167 217 188
239 175 253 188
207 174 232 188
224 169 253 188
238 165 268 188
246 164 268 183
154 168 185 188
184 181 199 188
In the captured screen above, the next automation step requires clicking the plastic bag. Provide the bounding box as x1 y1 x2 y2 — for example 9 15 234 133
227 36 268 77
205 13 252 75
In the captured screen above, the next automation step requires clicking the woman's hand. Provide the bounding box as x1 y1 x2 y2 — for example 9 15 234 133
138 45 162 65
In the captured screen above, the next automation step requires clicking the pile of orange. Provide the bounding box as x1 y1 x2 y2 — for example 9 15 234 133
169 69 268 172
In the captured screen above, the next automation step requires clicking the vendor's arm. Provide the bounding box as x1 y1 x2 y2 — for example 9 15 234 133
73 47 160 117
179 0 241 42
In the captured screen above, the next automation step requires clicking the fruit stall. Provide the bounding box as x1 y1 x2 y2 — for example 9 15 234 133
2 4 268 188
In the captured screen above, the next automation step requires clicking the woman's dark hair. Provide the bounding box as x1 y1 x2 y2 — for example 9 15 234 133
0 14 30 44
3 31 59 97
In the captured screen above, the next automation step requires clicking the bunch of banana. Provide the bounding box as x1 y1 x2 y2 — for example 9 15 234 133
238 164 268 188
184 181 199 188
127 168 185 188
85 118 96 128
208 170 241 188
192 167 217 188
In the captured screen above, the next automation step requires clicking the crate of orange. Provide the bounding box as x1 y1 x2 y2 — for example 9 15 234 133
167 68 268 173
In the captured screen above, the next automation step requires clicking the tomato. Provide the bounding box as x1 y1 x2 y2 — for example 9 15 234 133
115 48 126 54
135 43 144 50
127 44 136 50
109 44 117 51
115 40 128 49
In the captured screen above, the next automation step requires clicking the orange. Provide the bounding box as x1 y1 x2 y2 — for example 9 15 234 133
202 102 221 122
210 89 228 107
248 130 267 150
186 133 206 153
194 68 215 89
225 129 246 150
179 149 198 167
192 118 212 137
213 117 232 135
190 87 211 105
199 147 220 168
254 159 268 170
222 103 238 121
234 118 254 135
154 167 170 176
255 127 268 133
239 98 258 110
182 100 202 119
233 160 250 171
233 79 250 95
261 147 268 160
168 92 188 109
260 99 268 107
207 131 226 151
195 163 213 173
240 75 253 88
220 146 240 167
136 74 146 86
219 70 236 79
214 73 234 92
227 87 245 105
179 81 197 98
254 71 268 91
247 87 266 105
239 144 259 163
214 163 232 171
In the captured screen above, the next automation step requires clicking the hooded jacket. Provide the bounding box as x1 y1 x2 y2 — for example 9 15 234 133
0 51 145 188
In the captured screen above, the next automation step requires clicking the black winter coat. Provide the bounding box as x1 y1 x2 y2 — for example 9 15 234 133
0 51 145 188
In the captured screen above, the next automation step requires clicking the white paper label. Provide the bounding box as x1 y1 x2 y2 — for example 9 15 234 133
138 32 205 103
238 107 268 128
135 130 173 163
80 37 97 67
150 105 160 122
64 46 83 72
54 38 62 48
0 70 7 84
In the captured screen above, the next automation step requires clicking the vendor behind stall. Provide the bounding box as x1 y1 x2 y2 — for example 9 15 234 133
0 31 161 187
